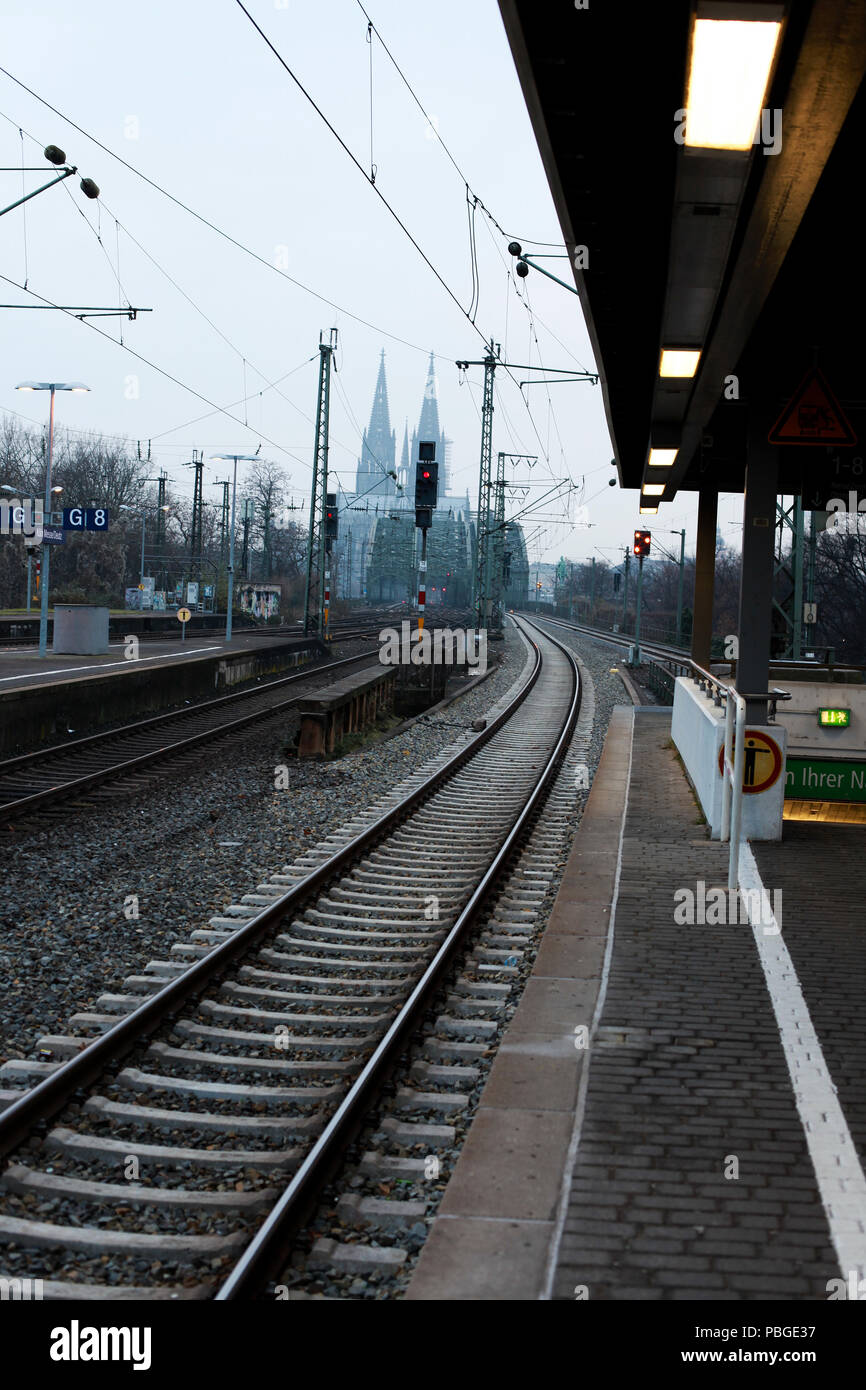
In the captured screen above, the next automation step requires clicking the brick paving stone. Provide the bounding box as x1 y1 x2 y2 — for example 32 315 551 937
552 711 845 1301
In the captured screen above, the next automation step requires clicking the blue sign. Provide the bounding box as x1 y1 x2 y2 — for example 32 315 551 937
41 526 65 545
63 507 110 531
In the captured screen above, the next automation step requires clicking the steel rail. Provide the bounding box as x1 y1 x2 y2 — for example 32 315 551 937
0 623 546 1160
216 615 581 1299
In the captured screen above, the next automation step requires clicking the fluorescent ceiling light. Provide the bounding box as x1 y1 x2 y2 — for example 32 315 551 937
648 448 678 468
685 18 781 150
660 349 701 378
642 484 665 497
640 505 659 515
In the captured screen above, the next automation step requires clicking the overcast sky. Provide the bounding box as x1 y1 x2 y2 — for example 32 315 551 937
0 0 743 568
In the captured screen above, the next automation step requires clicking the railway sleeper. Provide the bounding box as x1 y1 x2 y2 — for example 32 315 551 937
336 1194 427 1230
1 1164 277 1211
145 1043 356 1079
45 1126 304 1170
196 1000 390 1031
0 1214 248 1261
113 1066 340 1105
83 1095 325 1138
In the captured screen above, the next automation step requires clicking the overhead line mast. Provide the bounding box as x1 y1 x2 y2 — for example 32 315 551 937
304 329 338 638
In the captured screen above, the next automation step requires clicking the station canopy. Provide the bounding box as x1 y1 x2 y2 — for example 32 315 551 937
499 0 866 506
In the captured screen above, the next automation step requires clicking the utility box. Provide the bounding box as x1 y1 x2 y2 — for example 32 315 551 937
52 605 109 655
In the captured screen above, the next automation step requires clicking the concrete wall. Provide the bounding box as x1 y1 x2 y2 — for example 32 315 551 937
672 677 787 841
774 680 866 757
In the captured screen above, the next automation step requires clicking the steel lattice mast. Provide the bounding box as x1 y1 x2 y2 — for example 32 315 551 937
304 329 338 637
470 340 498 630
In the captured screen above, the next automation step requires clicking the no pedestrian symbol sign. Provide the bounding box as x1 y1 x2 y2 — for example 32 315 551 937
768 367 857 446
718 730 783 794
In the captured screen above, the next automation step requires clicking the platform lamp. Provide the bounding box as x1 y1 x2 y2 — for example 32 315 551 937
209 454 259 642
15 382 90 656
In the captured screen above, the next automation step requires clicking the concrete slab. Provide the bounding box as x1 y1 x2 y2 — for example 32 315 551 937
405 1217 551 1301
405 703 635 1300
437 1108 573 1221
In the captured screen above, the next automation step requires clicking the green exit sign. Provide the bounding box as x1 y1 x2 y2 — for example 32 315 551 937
818 707 851 728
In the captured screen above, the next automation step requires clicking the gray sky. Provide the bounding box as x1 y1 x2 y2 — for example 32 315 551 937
0 0 742 568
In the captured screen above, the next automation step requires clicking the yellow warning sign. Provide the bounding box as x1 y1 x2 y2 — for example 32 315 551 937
718 729 783 794
768 367 856 447
177 607 192 623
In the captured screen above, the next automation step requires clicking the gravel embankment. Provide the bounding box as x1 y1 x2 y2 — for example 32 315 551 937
0 631 529 1064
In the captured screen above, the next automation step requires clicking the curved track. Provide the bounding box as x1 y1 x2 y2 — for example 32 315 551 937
527 613 689 666
0 617 580 1300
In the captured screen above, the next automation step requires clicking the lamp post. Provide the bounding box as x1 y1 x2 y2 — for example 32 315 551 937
15 382 89 655
209 455 258 642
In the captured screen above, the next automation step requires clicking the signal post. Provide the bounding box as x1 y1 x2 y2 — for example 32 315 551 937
631 529 651 665
415 442 439 634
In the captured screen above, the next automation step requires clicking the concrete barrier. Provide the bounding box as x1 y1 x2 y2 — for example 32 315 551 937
672 677 786 840
296 667 395 758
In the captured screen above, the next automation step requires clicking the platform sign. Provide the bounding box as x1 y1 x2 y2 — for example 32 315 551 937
768 367 857 447
785 757 866 802
41 526 65 545
63 507 110 531
718 729 784 793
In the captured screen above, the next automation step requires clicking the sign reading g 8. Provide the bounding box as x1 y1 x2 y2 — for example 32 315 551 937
63 507 110 531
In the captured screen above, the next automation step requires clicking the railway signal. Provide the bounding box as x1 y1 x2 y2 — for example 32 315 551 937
414 442 438 631
325 493 338 542
631 530 650 661
415 442 438 532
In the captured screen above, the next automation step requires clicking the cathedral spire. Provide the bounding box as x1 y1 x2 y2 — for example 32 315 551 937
356 349 396 496
417 351 440 444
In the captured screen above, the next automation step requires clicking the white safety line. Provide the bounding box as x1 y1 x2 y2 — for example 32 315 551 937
541 701 635 1300
0 646 222 683
740 842 866 1290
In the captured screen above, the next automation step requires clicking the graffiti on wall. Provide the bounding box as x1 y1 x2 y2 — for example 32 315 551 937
239 583 280 619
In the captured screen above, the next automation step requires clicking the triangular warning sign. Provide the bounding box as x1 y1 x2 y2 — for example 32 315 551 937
769 367 857 446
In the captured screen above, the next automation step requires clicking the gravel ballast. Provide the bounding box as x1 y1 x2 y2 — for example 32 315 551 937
0 631 528 1065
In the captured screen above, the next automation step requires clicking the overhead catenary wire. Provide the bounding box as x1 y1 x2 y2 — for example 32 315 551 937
353 0 565 251
0 269 314 474
232 0 494 361
0 64 445 360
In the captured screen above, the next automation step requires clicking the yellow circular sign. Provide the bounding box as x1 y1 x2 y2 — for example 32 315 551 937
177 607 192 623
718 729 783 794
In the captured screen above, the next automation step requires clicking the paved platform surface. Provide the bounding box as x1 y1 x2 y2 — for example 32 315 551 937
0 631 309 692
407 705 865 1301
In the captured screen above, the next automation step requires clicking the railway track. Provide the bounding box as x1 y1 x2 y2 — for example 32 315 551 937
0 643 384 823
527 613 690 665
0 616 580 1300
